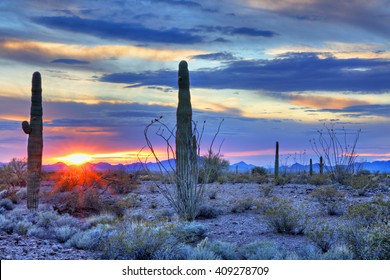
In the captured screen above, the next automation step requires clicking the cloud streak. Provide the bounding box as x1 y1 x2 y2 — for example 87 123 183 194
101 52 390 92
34 16 204 44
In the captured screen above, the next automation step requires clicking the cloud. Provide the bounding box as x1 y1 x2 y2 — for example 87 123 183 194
34 16 204 44
239 0 390 36
156 0 218 13
191 52 237 61
318 104 390 118
195 25 278 38
0 39 204 65
100 52 390 92
50 58 90 65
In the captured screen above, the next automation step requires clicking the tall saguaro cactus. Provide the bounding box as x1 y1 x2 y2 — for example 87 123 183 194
319 156 324 175
309 158 313 176
22 72 43 210
274 141 279 179
175 60 199 220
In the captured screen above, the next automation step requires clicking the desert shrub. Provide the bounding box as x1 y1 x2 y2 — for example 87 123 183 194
307 174 331 186
86 212 117 227
14 221 33 236
55 213 83 229
184 238 220 260
205 240 238 260
346 199 389 227
307 222 339 253
198 151 229 184
262 197 307 235
122 193 142 208
310 186 345 215
27 225 55 239
103 169 139 194
225 172 253 183
288 244 321 260
289 173 309 184
54 225 79 243
321 245 353 260
258 185 273 197
231 198 257 213
0 199 15 211
69 224 107 250
172 222 208 244
241 240 284 260
350 174 378 196
101 222 174 260
0 158 27 189
252 166 268 176
274 175 291 186
196 205 221 219
343 223 390 260
0 215 15 234
36 210 59 229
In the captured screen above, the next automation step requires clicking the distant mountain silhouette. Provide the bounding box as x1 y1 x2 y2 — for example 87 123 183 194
41 160 390 173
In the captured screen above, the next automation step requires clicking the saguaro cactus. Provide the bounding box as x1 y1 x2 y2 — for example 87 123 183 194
319 156 324 175
22 72 43 210
175 60 199 220
309 158 313 176
274 141 279 179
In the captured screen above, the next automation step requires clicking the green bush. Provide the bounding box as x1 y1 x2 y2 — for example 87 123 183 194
307 222 339 253
350 174 378 196
231 198 257 213
54 225 79 243
343 223 390 260
310 186 345 215
101 222 174 260
262 197 307 234
241 240 284 260
346 198 389 227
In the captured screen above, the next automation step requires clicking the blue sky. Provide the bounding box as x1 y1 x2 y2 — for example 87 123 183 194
0 0 389 166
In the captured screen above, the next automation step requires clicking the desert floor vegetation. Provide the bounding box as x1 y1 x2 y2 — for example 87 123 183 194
0 164 389 260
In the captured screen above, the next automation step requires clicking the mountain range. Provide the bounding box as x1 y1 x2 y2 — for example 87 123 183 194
39 160 390 173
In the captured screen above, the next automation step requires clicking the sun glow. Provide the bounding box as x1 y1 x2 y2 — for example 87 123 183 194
57 153 92 165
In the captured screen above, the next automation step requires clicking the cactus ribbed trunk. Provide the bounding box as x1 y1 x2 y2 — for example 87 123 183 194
274 141 279 179
175 61 199 220
319 156 324 175
309 158 313 176
22 72 43 210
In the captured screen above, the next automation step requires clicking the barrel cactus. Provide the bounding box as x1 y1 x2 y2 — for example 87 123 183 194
22 72 43 210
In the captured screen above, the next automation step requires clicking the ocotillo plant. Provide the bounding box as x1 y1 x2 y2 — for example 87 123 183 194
22 72 43 210
309 158 313 176
175 60 200 220
319 156 324 175
274 141 279 178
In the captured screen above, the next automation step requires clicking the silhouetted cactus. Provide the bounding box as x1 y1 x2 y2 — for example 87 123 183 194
22 72 43 210
309 158 313 176
175 60 199 220
274 141 279 178
319 156 324 175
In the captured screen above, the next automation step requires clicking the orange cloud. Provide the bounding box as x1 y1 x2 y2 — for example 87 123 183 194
0 39 205 62
290 94 370 109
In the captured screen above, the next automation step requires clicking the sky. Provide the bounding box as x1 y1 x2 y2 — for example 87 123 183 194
0 0 390 166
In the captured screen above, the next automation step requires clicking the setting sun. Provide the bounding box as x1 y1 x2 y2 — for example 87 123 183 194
57 153 92 165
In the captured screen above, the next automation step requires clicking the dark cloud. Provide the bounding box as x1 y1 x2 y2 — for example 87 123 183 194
319 104 390 118
195 25 278 38
0 120 20 130
34 16 204 44
156 0 217 13
191 52 237 61
50 58 90 65
100 52 390 92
